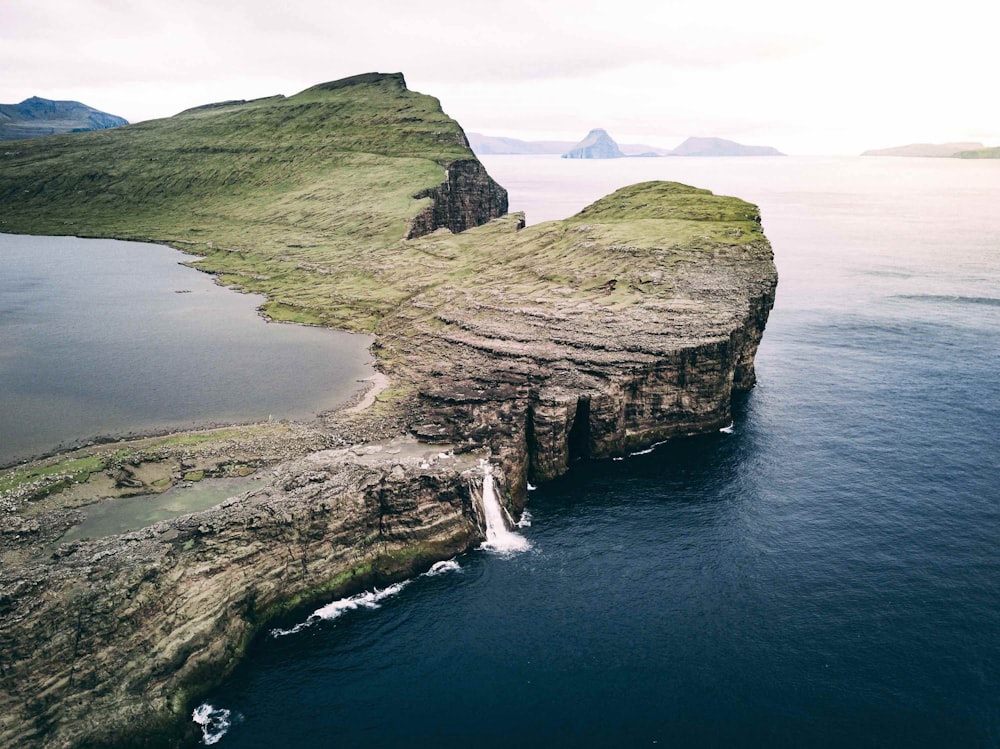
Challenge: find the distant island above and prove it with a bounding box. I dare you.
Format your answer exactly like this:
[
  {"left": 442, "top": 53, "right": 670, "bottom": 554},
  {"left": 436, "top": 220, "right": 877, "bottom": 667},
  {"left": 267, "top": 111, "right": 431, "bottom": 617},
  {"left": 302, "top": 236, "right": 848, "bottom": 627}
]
[
  {"left": 954, "top": 147, "right": 1000, "bottom": 159},
  {"left": 0, "top": 96, "right": 127, "bottom": 141},
  {"left": 668, "top": 136, "right": 784, "bottom": 157},
  {"left": 467, "top": 132, "right": 671, "bottom": 156},
  {"left": 862, "top": 142, "right": 985, "bottom": 157},
  {"left": 469, "top": 130, "right": 783, "bottom": 158},
  {"left": 563, "top": 128, "right": 625, "bottom": 159}
]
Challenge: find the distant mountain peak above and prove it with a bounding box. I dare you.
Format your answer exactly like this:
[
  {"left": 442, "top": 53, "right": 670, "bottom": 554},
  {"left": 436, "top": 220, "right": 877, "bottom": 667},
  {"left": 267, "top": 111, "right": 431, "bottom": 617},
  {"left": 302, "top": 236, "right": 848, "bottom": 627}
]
[
  {"left": 670, "top": 136, "right": 784, "bottom": 157},
  {"left": 563, "top": 128, "right": 624, "bottom": 159},
  {"left": 0, "top": 96, "right": 127, "bottom": 141}
]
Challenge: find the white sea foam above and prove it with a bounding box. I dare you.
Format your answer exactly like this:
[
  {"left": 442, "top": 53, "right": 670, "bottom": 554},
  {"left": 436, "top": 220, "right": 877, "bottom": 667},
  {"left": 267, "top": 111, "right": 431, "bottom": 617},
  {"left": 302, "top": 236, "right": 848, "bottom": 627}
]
[
  {"left": 516, "top": 509, "right": 533, "bottom": 528},
  {"left": 720, "top": 423, "right": 735, "bottom": 434},
  {"left": 478, "top": 460, "right": 531, "bottom": 554},
  {"left": 192, "top": 703, "right": 234, "bottom": 745},
  {"left": 629, "top": 439, "right": 669, "bottom": 457},
  {"left": 424, "top": 559, "right": 461, "bottom": 576},
  {"left": 527, "top": 482, "right": 537, "bottom": 491},
  {"left": 270, "top": 581, "right": 411, "bottom": 637}
]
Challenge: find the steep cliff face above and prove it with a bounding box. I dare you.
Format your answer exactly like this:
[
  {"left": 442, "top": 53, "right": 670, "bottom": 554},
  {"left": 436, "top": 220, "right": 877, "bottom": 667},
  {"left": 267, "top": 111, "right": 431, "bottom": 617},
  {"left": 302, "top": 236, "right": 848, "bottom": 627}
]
[
  {"left": 406, "top": 158, "right": 509, "bottom": 238},
  {"left": 388, "top": 181, "right": 777, "bottom": 495},
  {"left": 0, "top": 102, "right": 776, "bottom": 746},
  {"left": 0, "top": 441, "right": 490, "bottom": 748}
]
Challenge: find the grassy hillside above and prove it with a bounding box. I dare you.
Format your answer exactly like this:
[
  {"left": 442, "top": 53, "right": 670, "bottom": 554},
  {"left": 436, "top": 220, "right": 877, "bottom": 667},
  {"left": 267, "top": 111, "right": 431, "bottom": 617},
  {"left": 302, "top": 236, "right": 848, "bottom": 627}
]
[
  {"left": 0, "top": 73, "right": 766, "bottom": 339},
  {"left": 0, "top": 73, "right": 479, "bottom": 330}
]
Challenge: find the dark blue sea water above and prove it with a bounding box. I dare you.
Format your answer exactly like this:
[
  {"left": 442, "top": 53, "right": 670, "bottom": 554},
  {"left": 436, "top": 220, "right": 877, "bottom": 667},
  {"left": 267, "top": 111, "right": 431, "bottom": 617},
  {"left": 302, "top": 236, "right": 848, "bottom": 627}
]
[{"left": 199, "top": 156, "right": 1000, "bottom": 747}]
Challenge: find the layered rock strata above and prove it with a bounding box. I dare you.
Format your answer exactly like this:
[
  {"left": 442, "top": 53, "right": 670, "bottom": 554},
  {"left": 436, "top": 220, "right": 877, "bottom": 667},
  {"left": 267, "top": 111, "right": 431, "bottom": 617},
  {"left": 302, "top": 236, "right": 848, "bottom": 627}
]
[
  {"left": 388, "top": 182, "right": 778, "bottom": 500},
  {"left": 406, "top": 158, "right": 509, "bottom": 238},
  {"left": 0, "top": 441, "right": 493, "bottom": 747},
  {"left": 0, "top": 180, "right": 776, "bottom": 748},
  {"left": 0, "top": 73, "right": 777, "bottom": 748}
]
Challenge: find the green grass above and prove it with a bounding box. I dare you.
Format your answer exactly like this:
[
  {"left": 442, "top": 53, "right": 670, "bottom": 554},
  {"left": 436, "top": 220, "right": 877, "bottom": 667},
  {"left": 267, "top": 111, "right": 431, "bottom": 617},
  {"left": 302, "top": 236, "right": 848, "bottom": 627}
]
[
  {"left": 0, "top": 455, "right": 104, "bottom": 496},
  {"left": 954, "top": 147, "right": 1000, "bottom": 159},
  {"left": 0, "top": 72, "right": 472, "bottom": 330},
  {"left": 0, "top": 73, "right": 769, "bottom": 382}
]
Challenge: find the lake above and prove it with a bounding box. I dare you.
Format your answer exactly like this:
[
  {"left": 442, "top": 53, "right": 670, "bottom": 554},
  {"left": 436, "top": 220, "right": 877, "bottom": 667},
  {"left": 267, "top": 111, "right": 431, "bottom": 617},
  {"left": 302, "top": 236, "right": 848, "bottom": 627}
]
[{"left": 0, "top": 234, "right": 374, "bottom": 467}]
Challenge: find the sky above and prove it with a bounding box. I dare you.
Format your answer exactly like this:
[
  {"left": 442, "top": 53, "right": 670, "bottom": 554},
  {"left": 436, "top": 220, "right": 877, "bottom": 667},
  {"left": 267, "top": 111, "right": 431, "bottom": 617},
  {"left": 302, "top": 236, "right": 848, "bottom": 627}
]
[{"left": 2, "top": 0, "right": 998, "bottom": 154}]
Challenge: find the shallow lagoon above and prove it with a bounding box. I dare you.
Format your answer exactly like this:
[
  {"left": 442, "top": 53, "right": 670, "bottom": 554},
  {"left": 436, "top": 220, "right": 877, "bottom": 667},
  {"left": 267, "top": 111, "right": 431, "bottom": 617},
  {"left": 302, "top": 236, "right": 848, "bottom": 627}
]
[{"left": 0, "top": 234, "right": 373, "bottom": 467}]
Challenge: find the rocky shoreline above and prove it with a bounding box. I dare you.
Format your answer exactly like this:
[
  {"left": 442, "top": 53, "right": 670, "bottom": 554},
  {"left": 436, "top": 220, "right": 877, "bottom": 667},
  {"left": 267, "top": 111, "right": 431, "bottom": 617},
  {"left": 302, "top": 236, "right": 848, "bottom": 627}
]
[
  {"left": 0, "top": 189, "right": 775, "bottom": 747},
  {"left": 0, "top": 74, "right": 777, "bottom": 748}
]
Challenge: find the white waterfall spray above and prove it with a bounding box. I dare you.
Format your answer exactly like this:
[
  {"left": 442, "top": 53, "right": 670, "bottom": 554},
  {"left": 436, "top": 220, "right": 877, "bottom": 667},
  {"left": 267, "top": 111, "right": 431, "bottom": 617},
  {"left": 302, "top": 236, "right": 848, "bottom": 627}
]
[{"left": 478, "top": 460, "right": 530, "bottom": 553}]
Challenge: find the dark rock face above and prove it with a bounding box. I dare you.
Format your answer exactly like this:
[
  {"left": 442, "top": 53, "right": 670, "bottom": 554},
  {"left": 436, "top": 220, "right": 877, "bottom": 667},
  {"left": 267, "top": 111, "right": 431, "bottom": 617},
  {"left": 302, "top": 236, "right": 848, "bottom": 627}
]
[
  {"left": 0, "top": 442, "right": 488, "bottom": 748},
  {"left": 386, "top": 183, "right": 778, "bottom": 504},
  {"left": 0, "top": 178, "right": 775, "bottom": 746},
  {"left": 406, "top": 158, "right": 509, "bottom": 238},
  {"left": 562, "top": 128, "right": 625, "bottom": 159},
  {"left": 0, "top": 97, "right": 127, "bottom": 141}
]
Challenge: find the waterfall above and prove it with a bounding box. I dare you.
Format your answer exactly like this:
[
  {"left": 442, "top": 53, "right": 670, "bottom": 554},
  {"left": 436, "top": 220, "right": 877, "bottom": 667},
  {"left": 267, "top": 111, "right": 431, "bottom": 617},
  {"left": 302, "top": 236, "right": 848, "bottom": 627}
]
[{"left": 479, "top": 461, "right": 530, "bottom": 553}]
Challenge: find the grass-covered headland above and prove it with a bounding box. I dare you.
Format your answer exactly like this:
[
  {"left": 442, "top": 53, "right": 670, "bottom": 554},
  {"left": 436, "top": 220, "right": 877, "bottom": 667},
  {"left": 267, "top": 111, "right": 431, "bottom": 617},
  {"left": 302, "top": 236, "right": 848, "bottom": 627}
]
[{"left": 0, "top": 72, "right": 488, "bottom": 329}]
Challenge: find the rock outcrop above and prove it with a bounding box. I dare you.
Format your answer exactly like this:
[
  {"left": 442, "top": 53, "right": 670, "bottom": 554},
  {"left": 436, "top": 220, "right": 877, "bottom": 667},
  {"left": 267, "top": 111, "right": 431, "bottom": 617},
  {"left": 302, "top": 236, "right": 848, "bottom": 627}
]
[
  {"left": 562, "top": 128, "right": 625, "bottom": 159},
  {"left": 406, "top": 158, "right": 509, "bottom": 238},
  {"left": 0, "top": 73, "right": 777, "bottom": 749},
  {"left": 0, "top": 97, "right": 127, "bottom": 141},
  {"left": 0, "top": 441, "right": 494, "bottom": 747},
  {"left": 387, "top": 182, "right": 777, "bottom": 500}
]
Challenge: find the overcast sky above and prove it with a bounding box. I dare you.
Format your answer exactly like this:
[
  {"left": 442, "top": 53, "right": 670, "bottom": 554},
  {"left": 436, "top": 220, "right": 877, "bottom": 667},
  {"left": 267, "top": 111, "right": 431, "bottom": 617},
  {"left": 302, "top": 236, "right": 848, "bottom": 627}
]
[{"left": 3, "top": 0, "right": 998, "bottom": 154}]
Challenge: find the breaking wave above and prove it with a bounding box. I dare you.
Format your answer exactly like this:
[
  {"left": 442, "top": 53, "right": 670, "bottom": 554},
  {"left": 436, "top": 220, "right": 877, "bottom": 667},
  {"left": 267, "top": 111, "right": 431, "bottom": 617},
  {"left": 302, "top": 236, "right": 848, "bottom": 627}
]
[
  {"left": 424, "top": 559, "right": 461, "bottom": 576},
  {"left": 192, "top": 703, "right": 235, "bottom": 745},
  {"left": 271, "top": 581, "right": 412, "bottom": 637}
]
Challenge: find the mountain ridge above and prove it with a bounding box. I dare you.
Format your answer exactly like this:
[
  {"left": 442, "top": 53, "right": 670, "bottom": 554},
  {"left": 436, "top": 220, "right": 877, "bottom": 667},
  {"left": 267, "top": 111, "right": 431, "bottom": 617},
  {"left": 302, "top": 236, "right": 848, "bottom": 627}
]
[
  {"left": 0, "top": 96, "right": 127, "bottom": 141},
  {"left": 469, "top": 131, "right": 783, "bottom": 157}
]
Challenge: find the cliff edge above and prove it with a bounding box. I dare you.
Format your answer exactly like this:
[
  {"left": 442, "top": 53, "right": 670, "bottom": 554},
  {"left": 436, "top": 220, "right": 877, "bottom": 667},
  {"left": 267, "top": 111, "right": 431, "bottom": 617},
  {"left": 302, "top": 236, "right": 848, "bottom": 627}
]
[{"left": 0, "top": 74, "right": 776, "bottom": 747}]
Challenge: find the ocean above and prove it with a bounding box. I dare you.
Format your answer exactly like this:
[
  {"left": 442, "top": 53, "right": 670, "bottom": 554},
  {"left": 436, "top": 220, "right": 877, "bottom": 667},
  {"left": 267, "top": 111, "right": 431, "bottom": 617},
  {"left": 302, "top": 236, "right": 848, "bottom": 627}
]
[{"left": 195, "top": 154, "right": 997, "bottom": 747}]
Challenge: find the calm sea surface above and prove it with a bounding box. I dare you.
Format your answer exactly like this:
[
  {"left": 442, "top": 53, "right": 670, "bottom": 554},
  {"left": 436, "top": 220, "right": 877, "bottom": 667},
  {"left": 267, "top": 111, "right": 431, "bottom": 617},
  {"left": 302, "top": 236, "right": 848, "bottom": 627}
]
[
  {"left": 200, "top": 155, "right": 995, "bottom": 747},
  {"left": 0, "top": 234, "right": 373, "bottom": 467}
]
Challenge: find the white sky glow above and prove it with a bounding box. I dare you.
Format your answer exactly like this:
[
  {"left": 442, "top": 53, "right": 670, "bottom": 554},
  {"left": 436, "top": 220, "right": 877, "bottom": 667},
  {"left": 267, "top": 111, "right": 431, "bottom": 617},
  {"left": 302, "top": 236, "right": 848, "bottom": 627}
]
[{"left": 2, "top": 0, "right": 997, "bottom": 154}]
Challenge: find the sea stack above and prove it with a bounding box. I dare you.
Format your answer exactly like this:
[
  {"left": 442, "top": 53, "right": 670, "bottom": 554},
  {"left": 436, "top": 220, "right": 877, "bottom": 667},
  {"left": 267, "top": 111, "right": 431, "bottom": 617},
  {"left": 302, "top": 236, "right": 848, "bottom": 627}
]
[{"left": 562, "top": 128, "right": 624, "bottom": 159}]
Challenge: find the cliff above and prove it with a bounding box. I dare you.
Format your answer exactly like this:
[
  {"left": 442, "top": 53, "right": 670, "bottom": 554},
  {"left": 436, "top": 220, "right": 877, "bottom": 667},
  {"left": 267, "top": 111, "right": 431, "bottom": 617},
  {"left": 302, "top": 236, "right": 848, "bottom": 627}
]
[
  {"left": 562, "top": 128, "right": 625, "bottom": 158},
  {"left": 0, "top": 440, "right": 488, "bottom": 747},
  {"left": 0, "top": 74, "right": 777, "bottom": 747},
  {"left": 406, "top": 158, "right": 509, "bottom": 238},
  {"left": 0, "top": 97, "right": 127, "bottom": 141},
  {"left": 0, "top": 72, "right": 506, "bottom": 331}
]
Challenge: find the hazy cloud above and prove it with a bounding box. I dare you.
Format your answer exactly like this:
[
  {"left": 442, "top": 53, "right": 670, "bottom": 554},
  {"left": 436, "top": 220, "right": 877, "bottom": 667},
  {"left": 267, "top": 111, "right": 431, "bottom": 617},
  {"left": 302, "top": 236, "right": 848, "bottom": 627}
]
[{"left": 2, "top": 0, "right": 998, "bottom": 153}]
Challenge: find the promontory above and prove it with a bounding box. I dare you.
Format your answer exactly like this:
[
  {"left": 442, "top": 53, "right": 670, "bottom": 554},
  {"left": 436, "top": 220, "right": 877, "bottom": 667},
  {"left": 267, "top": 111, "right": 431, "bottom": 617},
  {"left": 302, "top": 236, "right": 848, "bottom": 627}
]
[{"left": 0, "top": 72, "right": 777, "bottom": 747}]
